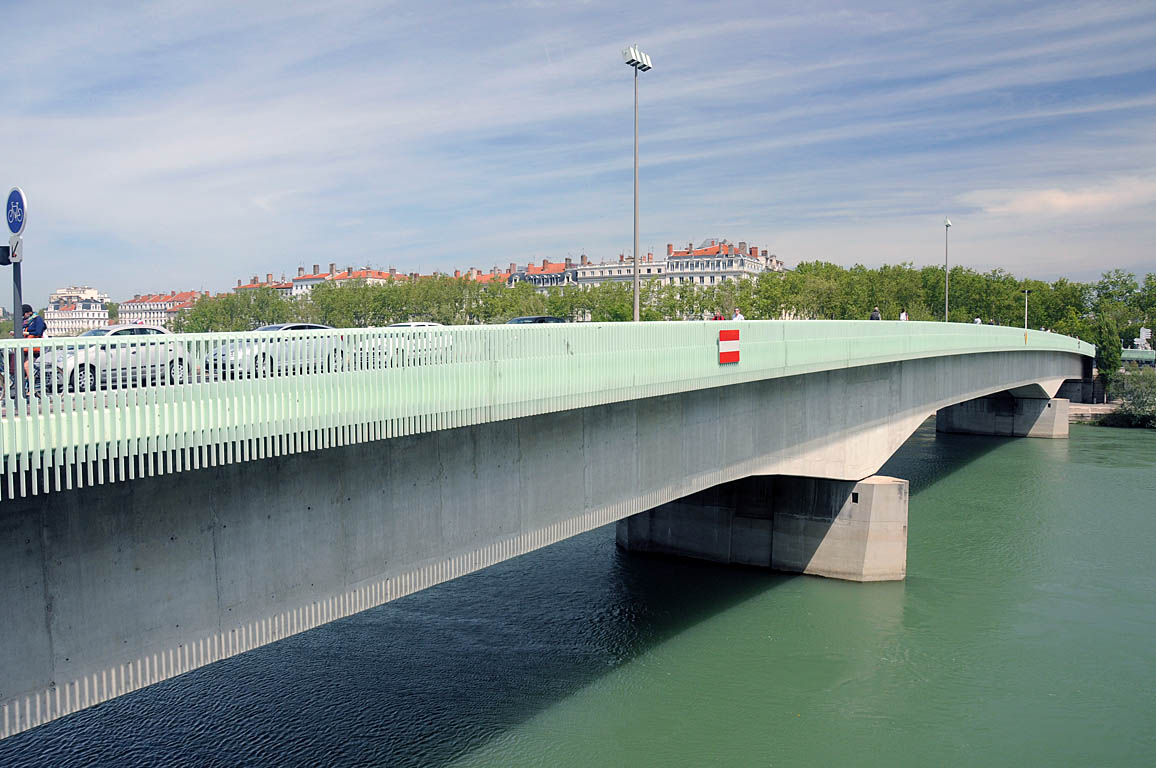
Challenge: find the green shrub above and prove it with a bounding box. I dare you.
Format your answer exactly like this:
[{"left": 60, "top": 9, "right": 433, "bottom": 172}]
[{"left": 1107, "top": 363, "right": 1156, "bottom": 428}]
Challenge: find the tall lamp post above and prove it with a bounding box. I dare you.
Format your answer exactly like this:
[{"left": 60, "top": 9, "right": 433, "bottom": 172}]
[
  {"left": 623, "top": 45, "right": 652, "bottom": 322},
  {"left": 1023, "top": 288, "right": 1032, "bottom": 329},
  {"left": 943, "top": 217, "right": 951, "bottom": 322}
]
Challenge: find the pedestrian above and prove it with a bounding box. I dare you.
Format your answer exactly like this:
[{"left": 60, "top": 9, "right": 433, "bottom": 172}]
[
  {"left": 21, "top": 304, "right": 47, "bottom": 391},
  {"left": 869, "top": 306, "right": 882, "bottom": 320},
  {"left": 973, "top": 316, "right": 982, "bottom": 324},
  {"left": 732, "top": 307, "right": 745, "bottom": 321},
  {"left": 899, "top": 307, "right": 909, "bottom": 321}
]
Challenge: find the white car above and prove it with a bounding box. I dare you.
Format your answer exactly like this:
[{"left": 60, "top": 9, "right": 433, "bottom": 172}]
[
  {"left": 39, "top": 324, "right": 189, "bottom": 392},
  {"left": 205, "top": 323, "right": 342, "bottom": 379}
]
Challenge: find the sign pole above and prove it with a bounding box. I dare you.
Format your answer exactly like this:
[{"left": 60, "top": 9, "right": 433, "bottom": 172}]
[{"left": 12, "top": 261, "right": 20, "bottom": 338}]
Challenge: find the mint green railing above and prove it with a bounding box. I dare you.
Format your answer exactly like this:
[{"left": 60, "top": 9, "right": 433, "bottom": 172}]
[
  {"left": 1121, "top": 348, "right": 1155, "bottom": 364},
  {"left": 0, "top": 321, "right": 1093, "bottom": 500}
]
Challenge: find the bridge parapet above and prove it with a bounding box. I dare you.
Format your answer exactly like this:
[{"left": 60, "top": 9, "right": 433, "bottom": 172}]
[{"left": 0, "top": 322, "right": 1092, "bottom": 500}]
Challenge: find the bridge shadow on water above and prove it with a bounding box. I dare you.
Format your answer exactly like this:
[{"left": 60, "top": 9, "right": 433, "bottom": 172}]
[{"left": 0, "top": 421, "right": 1011, "bottom": 768}]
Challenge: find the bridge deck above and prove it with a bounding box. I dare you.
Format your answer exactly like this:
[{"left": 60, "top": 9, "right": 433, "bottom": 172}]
[{"left": 0, "top": 321, "right": 1092, "bottom": 500}]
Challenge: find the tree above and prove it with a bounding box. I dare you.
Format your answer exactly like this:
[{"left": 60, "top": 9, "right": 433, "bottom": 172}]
[
  {"left": 173, "top": 288, "right": 294, "bottom": 332},
  {"left": 1095, "top": 314, "right": 1122, "bottom": 389},
  {"left": 107, "top": 301, "right": 119, "bottom": 324},
  {"left": 1107, "top": 364, "right": 1156, "bottom": 428}
]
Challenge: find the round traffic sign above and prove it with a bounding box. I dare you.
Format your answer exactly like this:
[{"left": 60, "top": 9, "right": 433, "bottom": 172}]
[{"left": 7, "top": 188, "right": 26, "bottom": 236}]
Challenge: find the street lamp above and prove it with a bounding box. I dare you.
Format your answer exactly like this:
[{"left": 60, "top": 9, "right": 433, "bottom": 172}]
[
  {"left": 1023, "top": 288, "right": 1032, "bottom": 330},
  {"left": 623, "top": 44, "right": 652, "bottom": 322},
  {"left": 944, "top": 217, "right": 951, "bottom": 322}
]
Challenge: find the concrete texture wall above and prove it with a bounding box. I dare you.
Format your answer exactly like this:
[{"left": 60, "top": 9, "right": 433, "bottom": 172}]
[
  {"left": 616, "top": 474, "right": 908, "bottom": 581},
  {"left": 936, "top": 396, "right": 1069, "bottom": 438},
  {"left": 0, "top": 349, "right": 1083, "bottom": 738}
]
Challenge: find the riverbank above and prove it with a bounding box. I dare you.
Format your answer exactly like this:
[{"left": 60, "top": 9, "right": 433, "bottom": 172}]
[{"left": 1069, "top": 402, "right": 1119, "bottom": 423}]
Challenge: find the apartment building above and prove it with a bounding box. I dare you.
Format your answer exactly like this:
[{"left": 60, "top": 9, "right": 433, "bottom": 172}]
[
  {"left": 119, "top": 291, "right": 205, "bottom": 328},
  {"left": 574, "top": 239, "right": 783, "bottom": 289},
  {"left": 44, "top": 286, "right": 111, "bottom": 336}
]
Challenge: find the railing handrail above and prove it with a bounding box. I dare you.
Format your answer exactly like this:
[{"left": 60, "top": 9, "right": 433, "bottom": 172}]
[{"left": 0, "top": 321, "right": 1094, "bottom": 500}]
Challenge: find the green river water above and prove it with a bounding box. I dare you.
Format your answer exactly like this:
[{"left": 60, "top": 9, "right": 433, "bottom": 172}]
[{"left": 447, "top": 422, "right": 1156, "bottom": 767}]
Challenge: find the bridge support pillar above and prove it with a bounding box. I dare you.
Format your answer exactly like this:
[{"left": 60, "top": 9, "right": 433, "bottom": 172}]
[
  {"left": 616, "top": 475, "right": 908, "bottom": 582},
  {"left": 936, "top": 395, "right": 1068, "bottom": 438}
]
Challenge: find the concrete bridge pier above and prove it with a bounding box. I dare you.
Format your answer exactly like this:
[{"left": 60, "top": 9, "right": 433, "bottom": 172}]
[
  {"left": 935, "top": 391, "right": 1069, "bottom": 438},
  {"left": 616, "top": 474, "right": 909, "bottom": 582}
]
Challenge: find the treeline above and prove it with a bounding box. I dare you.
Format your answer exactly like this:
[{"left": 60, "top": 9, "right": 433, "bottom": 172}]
[{"left": 172, "top": 262, "right": 1155, "bottom": 372}]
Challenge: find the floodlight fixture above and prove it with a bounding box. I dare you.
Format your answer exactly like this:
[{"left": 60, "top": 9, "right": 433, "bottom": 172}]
[{"left": 623, "top": 46, "right": 652, "bottom": 71}]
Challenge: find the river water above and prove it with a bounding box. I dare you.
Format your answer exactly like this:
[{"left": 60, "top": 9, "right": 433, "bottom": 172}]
[{"left": 3, "top": 421, "right": 1154, "bottom": 767}]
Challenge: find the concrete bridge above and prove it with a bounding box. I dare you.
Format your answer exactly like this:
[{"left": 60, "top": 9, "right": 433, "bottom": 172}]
[{"left": 0, "top": 321, "right": 1092, "bottom": 738}]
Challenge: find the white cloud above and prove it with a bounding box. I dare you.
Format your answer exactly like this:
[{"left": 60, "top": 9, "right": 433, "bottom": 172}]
[
  {"left": 961, "top": 177, "right": 1156, "bottom": 216},
  {"left": 2, "top": 0, "right": 1156, "bottom": 303}
]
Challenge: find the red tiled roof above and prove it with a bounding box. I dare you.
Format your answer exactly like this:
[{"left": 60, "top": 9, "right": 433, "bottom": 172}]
[
  {"left": 526, "top": 262, "right": 567, "bottom": 274},
  {"left": 474, "top": 272, "right": 511, "bottom": 284}
]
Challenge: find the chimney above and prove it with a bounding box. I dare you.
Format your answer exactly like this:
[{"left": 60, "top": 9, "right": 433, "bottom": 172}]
[
  {"left": 750, "top": 246, "right": 758, "bottom": 257},
  {"left": 647, "top": 252, "right": 653, "bottom": 262},
  {"left": 389, "top": 267, "right": 396, "bottom": 276},
  {"left": 297, "top": 266, "right": 304, "bottom": 277},
  {"left": 738, "top": 241, "right": 747, "bottom": 253},
  {"left": 761, "top": 249, "right": 768, "bottom": 257},
  {"left": 312, "top": 264, "right": 320, "bottom": 275},
  {"left": 266, "top": 273, "right": 273, "bottom": 284},
  {"left": 346, "top": 266, "right": 352, "bottom": 276},
  {"left": 134, "top": 294, "right": 141, "bottom": 300},
  {"left": 236, "top": 280, "right": 241, "bottom": 288},
  {"left": 509, "top": 262, "right": 517, "bottom": 274},
  {"left": 328, "top": 263, "right": 336, "bottom": 275},
  {"left": 581, "top": 254, "right": 588, "bottom": 266},
  {"left": 565, "top": 257, "right": 572, "bottom": 269},
  {"left": 468, "top": 267, "right": 477, "bottom": 279},
  {"left": 619, "top": 253, "right": 624, "bottom": 263},
  {"left": 667, "top": 243, "right": 673, "bottom": 256},
  {"left": 541, "top": 258, "right": 549, "bottom": 269}
]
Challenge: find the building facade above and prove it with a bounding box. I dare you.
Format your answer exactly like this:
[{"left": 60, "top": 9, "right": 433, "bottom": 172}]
[
  {"left": 574, "top": 239, "right": 783, "bottom": 289},
  {"left": 44, "top": 286, "right": 111, "bottom": 336},
  {"left": 119, "top": 291, "right": 204, "bottom": 328}
]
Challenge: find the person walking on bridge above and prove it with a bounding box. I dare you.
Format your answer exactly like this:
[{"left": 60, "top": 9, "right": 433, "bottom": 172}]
[
  {"left": 869, "top": 306, "right": 882, "bottom": 320},
  {"left": 732, "top": 307, "right": 745, "bottom": 321}
]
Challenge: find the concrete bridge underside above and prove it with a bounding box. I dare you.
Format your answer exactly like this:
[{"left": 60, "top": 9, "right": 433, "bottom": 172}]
[{"left": 1, "top": 349, "right": 1081, "bottom": 738}]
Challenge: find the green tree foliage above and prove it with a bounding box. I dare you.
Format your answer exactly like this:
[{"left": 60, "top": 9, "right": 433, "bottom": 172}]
[
  {"left": 164, "top": 267, "right": 1150, "bottom": 363},
  {"left": 106, "top": 301, "right": 119, "bottom": 324},
  {"left": 1095, "top": 314, "right": 1122, "bottom": 387},
  {"left": 1105, "top": 364, "right": 1156, "bottom": 428},
  {"left": 172, "top": 288, "right": 296, "bottom": 332}
]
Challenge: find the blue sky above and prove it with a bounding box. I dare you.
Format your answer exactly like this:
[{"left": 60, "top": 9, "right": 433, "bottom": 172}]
[{"left": 3, "top": 0, "right": 1155, "bottom": 304}]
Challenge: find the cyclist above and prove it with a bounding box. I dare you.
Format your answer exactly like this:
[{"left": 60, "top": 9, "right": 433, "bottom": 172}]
[{"left": 21, "top": 304, "right": 47, "bottom": 394}]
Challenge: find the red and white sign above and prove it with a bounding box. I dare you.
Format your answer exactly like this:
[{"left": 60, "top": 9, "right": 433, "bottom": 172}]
[{"left": 718, "top": 329, "right": 740, "bottom": 364}]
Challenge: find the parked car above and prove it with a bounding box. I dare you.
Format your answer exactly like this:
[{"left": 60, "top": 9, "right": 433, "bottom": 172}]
[
  {"left": 359, "top": 322, "right": 452, "bottom": 367},
  {"left": 507, "top": 316, "right": 566, "bottom": 324},
  {"left": 36, "top": 324, "right": 189, "bottom": 392},
  {"left": 205, "top": 323, "right": 342, "bottom": 379}
]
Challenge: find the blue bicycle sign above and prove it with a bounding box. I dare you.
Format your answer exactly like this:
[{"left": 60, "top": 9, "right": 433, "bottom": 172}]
[{"left": 6, "top": 188, "right": 26, "bottom": 236}]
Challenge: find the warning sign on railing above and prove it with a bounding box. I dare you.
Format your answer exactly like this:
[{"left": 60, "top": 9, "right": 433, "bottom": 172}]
[{"left": 718, "top": 329, "right": 739, "bottom": 364}]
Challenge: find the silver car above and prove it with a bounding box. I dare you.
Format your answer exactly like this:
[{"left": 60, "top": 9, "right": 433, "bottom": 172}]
[
  {"left": 205, "top": 323, "right": 343, "bottom": 379},
  {"left": 38, "top": 324, "right": 189, "bottom": 392}
]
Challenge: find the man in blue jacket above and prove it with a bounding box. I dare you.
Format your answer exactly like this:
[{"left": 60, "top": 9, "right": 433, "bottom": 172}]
[{"left": 20, "top": 303, "right": 47, "bottom": 392}]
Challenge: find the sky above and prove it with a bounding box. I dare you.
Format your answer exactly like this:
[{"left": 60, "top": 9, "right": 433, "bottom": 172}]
[{"left": 2, "top": 0, "right": 1154, "bottom": 305}]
